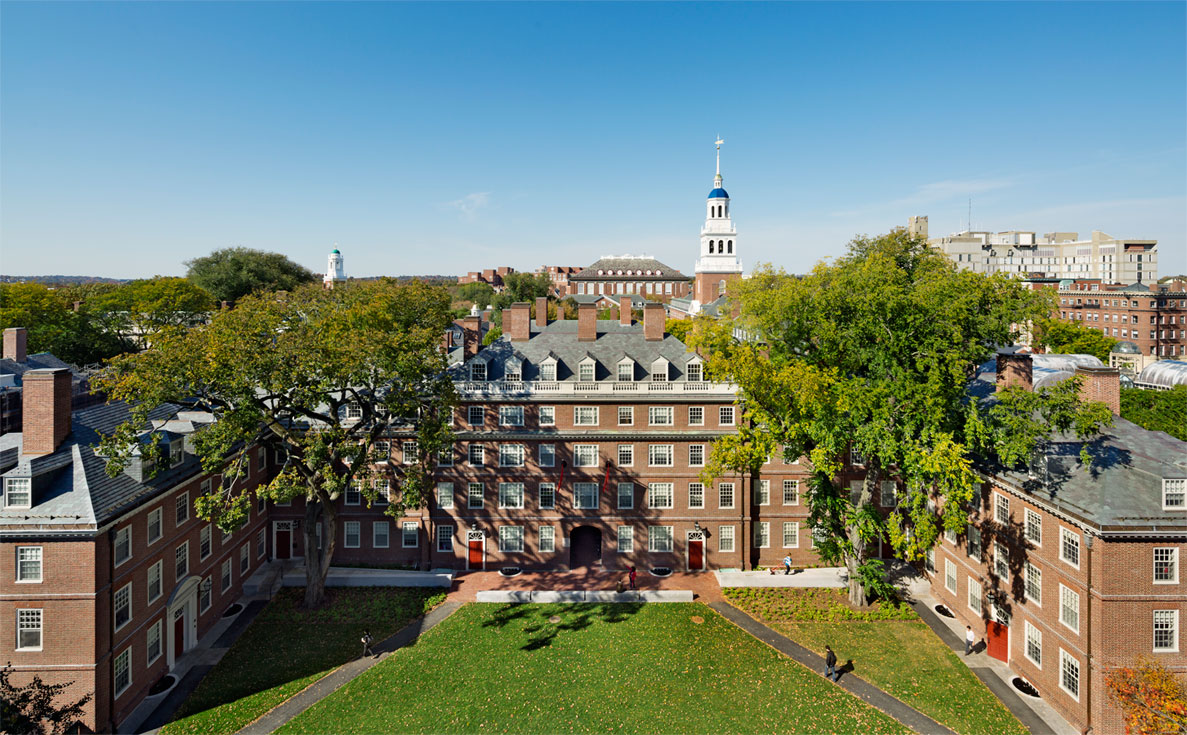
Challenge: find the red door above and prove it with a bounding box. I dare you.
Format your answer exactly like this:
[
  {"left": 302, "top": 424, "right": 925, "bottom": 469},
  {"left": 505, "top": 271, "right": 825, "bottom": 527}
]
[
  {"left": 688, "top": 540, "right": 704, "bottom": 570},
  {"left": 468, "top": 539, "right": 483, "bottom": 570},
  {"left": 173, "top": 612, "right": 185, "bottom": 659},
  {"left": 276, "top": 528, "right": 291, "bottom": 560},
  {"left": 987, "top": 621, "right": 1008, "bottom": 663}
]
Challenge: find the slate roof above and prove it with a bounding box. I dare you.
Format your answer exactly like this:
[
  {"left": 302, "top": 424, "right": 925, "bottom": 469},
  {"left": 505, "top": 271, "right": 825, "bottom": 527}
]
[
  {"left": 0, "top": 353, "right": 77, "bottom": 385},
  {"left": 572, "top": 256, "right": 688, "bottom": 281}
]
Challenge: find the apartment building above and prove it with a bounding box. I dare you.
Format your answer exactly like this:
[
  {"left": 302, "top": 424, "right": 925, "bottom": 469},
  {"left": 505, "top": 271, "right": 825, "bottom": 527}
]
[
  {"left": 457, "top": 266, "right": 515, "bottom": 290},
  {"left": 927, "top": 355, "right": 1187, "bottom": 734},
  {"left": 0, "top": 369, "right": 272, "bottom": 732},
  {"left": 1052, "top": 279, "right": 1187, "bottom": 358}
]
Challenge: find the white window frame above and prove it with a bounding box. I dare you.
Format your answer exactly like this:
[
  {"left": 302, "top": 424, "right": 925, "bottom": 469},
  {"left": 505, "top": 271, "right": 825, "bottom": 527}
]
[
  {"left": 578, "top": 361, "right": 595, "bottom": 382},
  {"left": 648, "top": 526, "right": 674, "bottom": 553},
  {"left": 1024, "top": 621, "right": 1042, "bottom": 668},
  {"left": 617, "top": 482, "right": 634, "bottom": 510},
  {"left": 175, "top": 541, "right": 188, "bottom": 580},
  {"left": 498, "top": 526, "right": 524, "bottom": 553},
  {"left": 574, "top": 482, "right": 598, "bottom": 510},
  {"left": 574, "top": 406, "right": 599, "bottom": 426},
  {"left": 618, "top": 406, "right": 633, "bottom": 426},
  {"left": 4, "top": 478, "right": 31, "bottom": 509},
  {"left": 648, "top": 444, "right": 673, "bottom": 467},
  {"left": 147, "top": 560, "right": 163, "bottom": 604},
  {"left": 147, "top": 507, "right": 163, "bottom": 545},
  {"left": 753, "top": 521, "right": 770, "bottom": 548},
  {"left": 147, "top": 619, "right": 163, "bottom": 666},
  {"left": 402, "top": 522, "right": 418, "bottom": 548},
  {"left": 240, "top": 542, "right": 249, "bottom": 574},
  {"left": 719, "top": 525, "right": 735, "bottom": 553},
  {"left": 539, "top": 406, "right": 556, "bottom": 426},
  {"left": 968, "top": 576, "right": 982, "bottom": 615},
  {"left": 617, "top": 525, "right": 633, "bottom": 553},
  {"left": 538, "top": 526, "right": 555, "bottom": 553},
  {"left": 467, "top": 482, "right": 484, "bottom": 509},
  {"left": 344, "top": 521, "right": 361, "bottom": 549},
  {"left": 499, "top": 405, "right": 524, "bottom": 427},
  {"left": 539, "top": 483, "right": 555, "bottom": 510},
  {"left": 756, "top": 480, "right": 770, "bottom": 506},
  {"left": 1059, "top": 527, "right": 1081, "bottom": 569},
  {"left": 468, "top": 405, "right": 484, "bottom": 426},
  {"left": 200, "top": 525, "right": 212, "bottom": 561},
  {"left": 469, "top": 444, "right": 485, "bottom": 466},
  {"left": 498, "top": 482, "right": 525, "bottom": 509},
  {"left": 688, "top": 482, "right": 705, "bottom": 510},
  {"left": 647, "top": 482, "right": 674, "bottom": 509},
  {"left": 402, "top": 441, "right": 418, "bottom": 465},
  {"left": 648, "top": 406, "right": 674, "bottom": 426},
  {"left": 538, "top": 444, "right": 556, "bottom": 468},
  {"left": 718, "top": 482, "right": 735, "bottom": 509},
  {"left": 470, "top": 361, "right": 487, "bottom": 381},
  {"left": 1154, "top": 610, "right": 1179, "bottom": 652},
  {"left": 945, "top": 559, "right": 957, "bottom": 593},
  {"left": 688, "top": 444, "right": 705, "bottom": 467},
  {"left": 1059, "top": 649, "right": 1080, "bottom": 701},
  {"left": 688, "top": 406, "right": 704, "bottom": 426},
  {"left": 783, "top": 480, "right": 800, "bottom": 505},
  {"left": 1025, "top": 561, "right": 1042, "bottom": 606},
  {"left": 15, "top": 546, "right": 42, "bottom": 583},
  {"left": 114, "top": 647, "right": 132, "bottom": 697},
  {"left": 176, "top": 491, "right": 190, "bottom": 526},
  {"left": 114, "top": 526, "right": 132, "bottom": 567},
  {"left": 880, "top": 481, "right": 897, "bottom": 507},
  {"left": 1154, "top": 547, "right": 1179, "bottom": 584},
  {"left": 783, "top": 521, "right": 799, "bottom": 548},
  {"left": 114, "top": 583, "right": 132, "bottom": 632},
  {"left": 221, "top": 558, "right": 232, "bottom": 592},
  {"left": 16, "top": 608, "right": 42, "bottom": 651},
  {"left": 1059, "top": 584, "right": 1080, "bottom": 633},
  {"left": 573, "top": 444, "right": 598, "bottom": 468},
  {"left": 995, "top": 493, "right": 1010, "bottom": 524},
  {"left": 499, "top": 444, "right": 525, "bottom": 468},
  {"left": 436, "top": 482, "right": 454, "bottom": 509},
  {"left": 719, "top": 405, "right": 735, "bottom": 426},
  {"left": 1025, "top": 508, "right": 1042, "bottom": 546},
  {"left": 617, "top": 444, "right": 634, "bottom": 467},
  {"left": 200, "top": 576, "right": 212, "bottom": 613},
  {"left": 1164, "top": 479, "right": 1186, "bottom": 510},
  {"left": 373, "top": 521, "right": 390, "bottom": 549}
]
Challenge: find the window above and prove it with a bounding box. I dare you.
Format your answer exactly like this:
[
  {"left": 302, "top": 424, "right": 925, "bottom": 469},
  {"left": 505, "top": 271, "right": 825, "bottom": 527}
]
[
  {"left": 689, "top": 482, "right": 705, "bottom": 509},
  {"left": 994, "top": 542, "right": 1010, "bottom": 579},
  {"left": 617, "top": 526, "right": 633, "bottom": 553},
  {"left": 435, "top": 482, "right": 453, "bottom": 509},
  {"left": 753, "top": 521, "right": 770, "bottom": 548},
  {"left": 850, "top": 448, "right": 866, "bottom": 465},
  {"left": 468, "top": 406, "right": 484, "bottom": 426},
  {"left": 505, "top": 361, "right": 522, "bottom": 382},
  {"left": 539, "top": 526, "right": 555, "bottom": 553},
  {"left": 925, "top": 547, "right": 935, "bottom": 573},
  {"left": 500, "top": 444, "right": 525, "bottom": 467},
  {"left": 1025, "top": 509, "right": 1042, "bottom": 546},
  {"left": 880, "top": 481, "right": 897, "bottom": 507},
  {"left": 1164, "top": 479, "right": 1186, "bottom": 509},
  {"left": 499, "top": 526, "right": 524, "bottom": 553},
  {"left": 648, "top": 526, "right": 674, "bottom": 552},
  {"left": 687, "top": 445, "right": 704, "bottom": 467},
  {"left": 1025, "top": 562, "right": 1042, "bottom": 605},
  {"left": 539, "top": 406, "right": 555, "bottom": 426},
  {"left": 221, "top": 559, "right": 232, "bottom": 592},
  {"left": 17, "top": 609, "right": 42, "bottom": 650},
  {"left": 147, "top": 619, "right": 163, "bottom": 665},
  {"left": 176, "top": 491, "right": 189, "bottom": 525},
  {"left": 114, "top": 527, "right": 132, "bottom": 566},
  {"left": 1060, "top": 528, "right": 1080, "bottom": 568},
  {"left": 340, "top": 521, "right": 361, "bottom": 549},
  {"left": 617, "top": 482, "right": 634, "bottom": 509},
  {"left": 648, "top": 445, "right": 673, "bottom": 467},
  {"left": 200, "top": 576, "right": 212, "bottom": 612},
  {"left": 345, "top": 480, "right": 362, "bottom": 505},
  {"left": 719, "top": 406, "right": 735, "bottom": 426},
  {"left": 1060, "top": 650, "right": 1080, "bottom": 700},
  {"left": 651, "top": 362, "right": 668, "bottom": 382},
  {"left": 945, "top": 559, "right": 957, "bottom": 593},
  {"left": 499, "top": 406, "right": 524, "bottom": 426},
  {"left": 257, "top": 528, "right": 266, "bottom": 559},
  {"left": 1060, "top": 584, "right": 1080, "bottom": 632},
  {"left": 374, "top": 479, "right": 391, "bottom": 504},
  {"left": 402, "top": 522, "right": 418, "bottom": 548},
  {"left": 200, "top": 525, "right": 212, "bottom": 560},
  {"left": 469, "top": 444, "right": 485, "bottom": 466},
  {"left": 539, "top": 483, "right": 555, "bottom": 510},
  {"left": 995, "top": 494, "right": 1010, "bottom": 524},
  {"left": 617, "top": 362, "right": 633, "bottom": 382},
  {"left": 579, "top": 362, "right": 595, "bottom": 382},
  {"left": 719, "top": 482, "right": 735, "bottom": 509},
  {"left": 783, "top": 480, "right": 800, "bottom": 505},
  {"left": 540, "top": 362, "right": 557, "bottom": 382},
  {"left": 175, "top": 542, "right": 188, "bottom": 580},
  {"left": 539, "top": 444, "right": 555, "bottom": 468},
  {"left": 114, "top": 647, "right": 131, "bottom": 696},
  {"left": 688, "top": 406, "right": 704, "bottom": 426},
  {"left": 147, "top": 508, "right": 162, "bottom": 545},
  {"left": 648, "top": 483, "right": 674, "bottom": 509},
  {"left": 945, "top": 526, "right": 958, "bottom": 545},
  {"left": 372, "top": 521, "right": 389, "bottom": 549},
  {"left": 462, "top": 482, "right": 483, "bottom": 509},
  {"left": 756, "top": 480, "right": 770, "bottom": 506},
  {"left": 574, "top": 406, "right": 599, "bottom": 426},
  {"left": 618, "top": 407, "right": 634, "bottom": 426},
  {"left": 240, "top": 543, "right": 250, "bottom": 573},
  {"left": 1154, "top": 610, "right": 1179, "bottom": 652},
  {"left": 16, "top": 546, "right": 42, "bottom": 583},
  {"left": 115, "top": 583, "right": 132, "bottom": 631},
  {"left": 470, "top": 362, "right": 487, "bottom": 381},
  {"left": 967, "top": 526, "right": 981, "bottom": 560},
  {"left": 617, "top": 444, "right": 634, "bottom": 467},
  {"left": 782, "top": 522, "right": 799, "bottom": 548},
  {"left": 4, "top": 478, "right": 31, "bottom": 508},
  {"left": 1025, "top": 621, "right": 1042, "bottom": 667},
  {"left": 499, "top": 483, "right": 525, "bottom": 509},
  {"left": 686, "top": 363, "right": 702, "bottom": 382},
  {"left": 148, "top": 561, "right": 163, "bottom": 604},
  {"left": 574, "top": 483, "right": 598, "bottom": 510},
  {"left": 1155, "top": 548, "right": 1178, "bottom": 584},
  {"left": 573, "top": 445, "right": 598, "bottom": 468},
  {"left": 648, "top": 406, "right": 673, "bottom": 426},
  {"left": 345, "top": 402, "right": 363, "bottom": 419},
  {"left": 402, "top": 441, "right": 418, "bottom": 465},
  {"left": 968, "top": 577, "right": 982, "bottom": 614}
]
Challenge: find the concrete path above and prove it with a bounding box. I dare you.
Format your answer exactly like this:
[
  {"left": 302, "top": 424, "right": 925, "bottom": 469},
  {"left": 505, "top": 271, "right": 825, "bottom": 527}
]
[
  {"left": 714, "top": 566, "right": 847, "bottom": 588},
  {"left": 448, "top": 568, "right": 724, "bottom": 602},
  {"left": 709, "top": 601, "right": 956, "bottom": 735},
  {"left": 281, "top": 565, "right": 453, "bottom": 588},
  {"left": 236, "top": 601, "right": 461, "bottom": 734}
]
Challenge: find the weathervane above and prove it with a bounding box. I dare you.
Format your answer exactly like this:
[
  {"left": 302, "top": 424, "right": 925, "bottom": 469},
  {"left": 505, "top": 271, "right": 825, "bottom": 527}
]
[{"left": 715, "top": 136, "right": 724, "bottom": 177}]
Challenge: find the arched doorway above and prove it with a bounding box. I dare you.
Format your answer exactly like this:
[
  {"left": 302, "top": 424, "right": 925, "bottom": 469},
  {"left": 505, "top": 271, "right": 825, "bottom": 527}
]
[
  {"left": 569, "top": 526, "right": 601, "bottom": 568},
  {"left": 166, "top": 575, "right": 200, "bottom": 669}
]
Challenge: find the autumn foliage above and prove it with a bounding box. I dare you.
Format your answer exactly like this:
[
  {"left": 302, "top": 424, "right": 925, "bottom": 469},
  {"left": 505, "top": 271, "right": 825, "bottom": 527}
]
[{"left": 1105, "top": 657, "right": 1187, "bottom": 734}]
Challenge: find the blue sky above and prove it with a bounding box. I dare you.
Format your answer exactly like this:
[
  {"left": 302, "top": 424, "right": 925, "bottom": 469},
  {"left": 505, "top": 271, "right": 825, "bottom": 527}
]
[{"left": 2, "top": 2, "right": 1184, "bottom": 279}]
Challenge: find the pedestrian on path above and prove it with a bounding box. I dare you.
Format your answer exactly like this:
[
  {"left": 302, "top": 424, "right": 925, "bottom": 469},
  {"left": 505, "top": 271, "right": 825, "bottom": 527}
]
[
  {"left": 783, "top": 555, "right": 793, "bottom": 575},
  {"left": 825, "top": 646, "right": 839, "bottom": 681},
  {"left": 965, "top": 625, "right": 976, "bottom": 656},
  {"left": 628, "top": 566, "right": 637, "bottom": 590},
  {"left": 361, "top": 630, "right": 375, "bottom": 659}
]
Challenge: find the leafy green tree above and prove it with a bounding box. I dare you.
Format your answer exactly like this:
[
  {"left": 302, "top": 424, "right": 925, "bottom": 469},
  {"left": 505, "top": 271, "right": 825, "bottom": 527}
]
[
  {"left": 1120, "top": 385, "right": 1187, "bottom": 441},
  {"left": 692, "top": 231, "right": 1112, "bottom": 604},
  {"left": 500, "top": 272, "right": 551, "bottom": 302},
  {"left": 456, "top": 282, "right": 495, "bottom": 309},
  {"left": 88, "top": 277, "right": 215, "bottom": 351},
  {"left": 0, "top": 663, "right": 92, "bottom": 735},
  {"left": 0, "top": 283, "right": 127, "bottom": 365},
  {"left": 1033, "top": 318, "right": 1118, "bottom": 361},
  {"left": 95, "top": 281, "right": 456, "bottom": 607},
  {"left": 185, "top": 247, "right": 315, "bottom": 304}
]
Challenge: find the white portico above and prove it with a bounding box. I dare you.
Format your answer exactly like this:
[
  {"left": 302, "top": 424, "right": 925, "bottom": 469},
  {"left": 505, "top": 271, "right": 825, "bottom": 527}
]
[{"left": 693, "top": 138, "right": 743, "bottom": 305}]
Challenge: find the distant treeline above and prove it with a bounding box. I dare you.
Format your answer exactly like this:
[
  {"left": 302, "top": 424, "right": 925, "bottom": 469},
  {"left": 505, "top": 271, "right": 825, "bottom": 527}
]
[{"left": 0, "top": 275, "right": 131, "bottom": 285}]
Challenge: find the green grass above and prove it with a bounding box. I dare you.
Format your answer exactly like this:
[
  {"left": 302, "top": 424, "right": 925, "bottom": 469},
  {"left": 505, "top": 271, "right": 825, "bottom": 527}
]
[
  {"left": 161, "top": 587, "right": 446, "bottom": 735},
  {"left": 723, "top": 588, "right": 1026, "bottom": 735},
  {"left": 279, "top": 602, "right": 912, "bottom": 735}
]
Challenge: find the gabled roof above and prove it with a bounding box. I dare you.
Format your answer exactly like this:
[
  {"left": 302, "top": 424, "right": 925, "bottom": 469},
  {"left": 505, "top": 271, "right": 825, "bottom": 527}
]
[{"left": 573, "top": 256, "right": 688, "bottom": 281}]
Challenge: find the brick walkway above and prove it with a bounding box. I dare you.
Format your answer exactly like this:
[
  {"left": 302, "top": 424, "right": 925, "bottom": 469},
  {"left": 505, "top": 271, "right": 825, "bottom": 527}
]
[{"left": 447, "top": 568, "right": 725, "bottom": 602}]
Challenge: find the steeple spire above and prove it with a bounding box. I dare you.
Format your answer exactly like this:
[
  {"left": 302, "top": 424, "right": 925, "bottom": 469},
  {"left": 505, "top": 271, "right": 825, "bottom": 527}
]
[{"left": 714, "top": 137, "right": 724, "bottom": 185}]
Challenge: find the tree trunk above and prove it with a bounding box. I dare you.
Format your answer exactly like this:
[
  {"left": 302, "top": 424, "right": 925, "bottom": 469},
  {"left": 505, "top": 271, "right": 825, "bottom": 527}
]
[
  {"left": 419, "top": 516, "right": 431, "bottom": 571},
  {"left": 846, "top": 468, "right": 879, "bottom": 607},
  {"left": 302, "top": 499, "right": 338, "bottom": 608}
]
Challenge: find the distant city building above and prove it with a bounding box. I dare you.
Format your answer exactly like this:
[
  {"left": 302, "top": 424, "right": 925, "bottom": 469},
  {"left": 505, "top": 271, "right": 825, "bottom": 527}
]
[
  {"left": 567, "top": 255, "right": 690, "bottom": 302},
  {"left": 1044, "top": 278, "right": 1187, "bottom": 359},
  {"left": 458, "top": 266, "right": 515, "bottom": 291},
  {"left": 924, "top": 221, "right": 1158, "bottom": 284},
  {"left": 536, "top": 265, "right": 583, "bottom": 298},
  {"left": 323, "top": 247, "right": 346, "bottom": 289}
]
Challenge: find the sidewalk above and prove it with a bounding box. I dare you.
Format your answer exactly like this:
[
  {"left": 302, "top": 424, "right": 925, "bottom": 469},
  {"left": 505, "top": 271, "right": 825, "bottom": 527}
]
[
  {"left": 714, "top": 566, "right": 847, "bottom": 588},
  {"left": 447, "top": 567, "right": 724, "bottom": 602}
]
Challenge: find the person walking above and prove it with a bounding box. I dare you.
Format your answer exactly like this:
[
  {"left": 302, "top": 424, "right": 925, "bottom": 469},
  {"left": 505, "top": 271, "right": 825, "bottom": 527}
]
[
  {"left": 783, "top": 555, "right": 793, "bottom": 575},
  {"left": 825, "top": 645, "right": 839, "bottom": 682},
  {"left": 628, "top": 566, "right": 638, "bottom": 590},
  {"left": 965, "top": 625, "right": 976, "bottom": 656},
  {"left": 361, "top": 630, "right": 375, "bottom": 659}
]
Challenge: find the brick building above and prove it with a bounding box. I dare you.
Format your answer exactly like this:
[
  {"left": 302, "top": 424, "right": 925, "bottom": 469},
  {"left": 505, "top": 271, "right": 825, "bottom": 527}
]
[
  {"left": 566, "top": 255, "right": 691, "bottom": 303},
  {"left": 1049, "top": 279, "right": 1187, "bottom": 359},
  {"left": 1, "top": 369, "right": 272, "bottom": 732},
  {"left": 926, "top": 354, "right": 1186, "bottom": 734},
  {"left": 457, "top": 266, "right": 515, "bottom": 290},
  {"left": 2, "top": 327, "right": 101, "bottom": 435},
  {"left": 537, "top": 265, "right": 582, "bottom": 298}
]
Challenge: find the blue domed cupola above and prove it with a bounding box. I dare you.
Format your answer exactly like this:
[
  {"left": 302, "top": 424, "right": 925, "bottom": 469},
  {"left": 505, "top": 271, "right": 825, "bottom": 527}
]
[{"left": 706, "top": 137, "right": 730, "bottom": 219}]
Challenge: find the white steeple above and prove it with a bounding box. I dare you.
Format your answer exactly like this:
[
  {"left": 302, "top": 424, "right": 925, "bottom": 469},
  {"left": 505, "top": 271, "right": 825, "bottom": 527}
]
[
  {"left": 695, "top": 138, "right": 742, "bottom": 280},
  {"left": 323, "top": 245, "right": 346, "bottom": 289}
]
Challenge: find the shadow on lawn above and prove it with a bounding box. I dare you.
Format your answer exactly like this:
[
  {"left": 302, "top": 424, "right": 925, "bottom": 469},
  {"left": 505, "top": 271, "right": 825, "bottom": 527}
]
[{"left": 481, "top": 602, "right": 645, "bottom": 651}]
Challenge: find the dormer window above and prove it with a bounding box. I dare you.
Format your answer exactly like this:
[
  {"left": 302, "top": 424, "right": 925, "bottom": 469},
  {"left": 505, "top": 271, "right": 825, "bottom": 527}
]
[
  {"left": 686, "top": 362, "right": 702, "bottom": 383},
  {"left": 4, "top": 478, "right": 31, "bottom": 509},
  {"left": 505, "top": 359, "right": 522, "bottom": 382},
  {"left": 470, "top": 361, "right": 487, "bottom": 381},
  {"left": 651, "top": 358, "right": 669, "bottom": 382},
  {"left": 169, "top": 440, "right": 184, "bottom": 467},
  {"left": 579, "top": 362, "right": 595, "bottom": 382},
  {"left": 1165, "top": 479, "right": 1186, "bottom": 510},
  {"left": 540, "top": 361, "right": 557, "bottom": 382},
  {"left": 346, "top": 403, "right": 363, "bottom": 420},
  {"left": 617, "top": 361, "right": 633, "bottom": 382}
]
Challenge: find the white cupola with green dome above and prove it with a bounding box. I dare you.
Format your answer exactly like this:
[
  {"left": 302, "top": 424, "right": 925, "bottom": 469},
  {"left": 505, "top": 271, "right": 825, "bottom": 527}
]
[{"left": 324, "top": 245, "right": 346, "bottom": 289}]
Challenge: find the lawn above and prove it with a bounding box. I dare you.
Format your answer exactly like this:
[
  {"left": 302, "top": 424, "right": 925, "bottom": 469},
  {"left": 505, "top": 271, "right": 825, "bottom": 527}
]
[
  {"left": 278, "top": 602, "right": 912, "bottom": 735},
  {"left": 723, "top": 588, "right": 1027, "bottom": 735},
  {"left": 161, "top": 586, "right": 446, "bottom": 735}
]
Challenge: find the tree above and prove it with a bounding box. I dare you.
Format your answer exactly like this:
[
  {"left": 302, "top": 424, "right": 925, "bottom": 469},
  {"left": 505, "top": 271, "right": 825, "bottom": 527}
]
[
  {"left": 1033, "top": 318, "right": 1118, "bottom": 361},
  {"left": 0, "top": 664, "right": 93, "bottom": 735},
  {"left": 95, "top": 280, "right": 456, "bottom": 608},
  {"left": 1105, "top": 657, "right": 1187, "bottom": 734},
  {"left": 0, "top": 283, "right": 127, "bottom": 365},
  {"left": 88, "top": 277, "right": 215, "bottom": 351},
  {"left": 185, "top": 247, "right": 315, "bottom": 304},
  {"left": 1121, "top": 385, "right": 1187, "bottom": 441},
  {"left": 692, "top": 230, "right": 1112, "bottom": 604},
  {"left": 500, "top": 272, "right": 551, "bottom": 303},
  {"left": 456, "top": 282, "right": 495, "bottom": 310}
]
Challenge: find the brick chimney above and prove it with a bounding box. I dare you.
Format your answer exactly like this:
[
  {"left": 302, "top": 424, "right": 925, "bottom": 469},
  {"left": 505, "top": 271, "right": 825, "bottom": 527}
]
[
  {"left": 996, "top": 353, "right": 1033, "bottom": 392},
  {"left": 619, "top": 300, "right": 632, "bottom": 326},
  {"left": 577, "top": 304, "right": 597, "bottom": 342},
  {"left": 643, "top": 303, "right": 665, "bottom": 342},
  {"left": 1075, "top": 365, "right": 1121, "bottom": 415},
  {"left": 3, "top": 327, "right": 27, "bottom": 363},
  {"left": 462, "top": 314, "right": 481, "bottom": 360},
  {"left": 22, "top": 368, "right": 72, "bottom": 455},
  {"left": 506, "top": 302, "right": 531, "bottom": 342},
  {"left": 535, "top": 297, "right": 548, "bottom": 328}
]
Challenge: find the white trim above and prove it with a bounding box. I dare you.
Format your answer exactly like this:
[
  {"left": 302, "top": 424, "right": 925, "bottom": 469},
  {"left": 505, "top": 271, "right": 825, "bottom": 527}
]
[
  {"left": 1154, "top": 547, "right": 1179, "bottom": 584},
  {"left": 1024, "top": 620, "right": 1042, "bottom": 669},
  {"left": 1059, "top": 583, "right": 1080, "bottom": 634},
  {"left": 343, "top": 521, "right": 361, "bottom": 549},
  {"left": 114, "top": 646, "right": 132, "bottom": 698},
  {"left": 14, "top": 546, "right": 42, "bottom": 583},
  {"left": 1059, "top": 527, "right": 1081, "bottom": 570},
  {"left": 147, "top": 618, "right": 163, "bottom": 667},
  {"left": 1058, "top": 648, "right": 1081, "bottom": 702},
  {"left": 373, "top": 521, "right": 390, "bottom": 549},
  {"left": 686, "top": 529, "right": 706, "bottom": 571},
  {"left": 1153, "top": 609, "right": 1179, "bottom": 652},
  {"left": 465, "top": 529, "right": 485, "bottom": 569}
]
